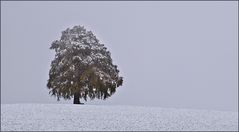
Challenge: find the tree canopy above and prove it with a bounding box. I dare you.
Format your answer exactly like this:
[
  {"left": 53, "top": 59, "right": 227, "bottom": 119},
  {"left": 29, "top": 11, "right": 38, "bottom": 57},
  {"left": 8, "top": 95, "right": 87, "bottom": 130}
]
[{"left": 47, "top": 25, "right": 123, "bottom": 104}]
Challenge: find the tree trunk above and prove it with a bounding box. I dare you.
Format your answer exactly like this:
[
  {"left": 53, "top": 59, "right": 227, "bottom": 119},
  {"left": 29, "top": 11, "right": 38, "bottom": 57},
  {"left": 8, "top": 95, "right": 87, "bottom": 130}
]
[
  {"left": 73, "top": 93, "right": 84, "bottom": 104},
  {"left": 73, "top": 93, "right": 80, "bottom": 104}
]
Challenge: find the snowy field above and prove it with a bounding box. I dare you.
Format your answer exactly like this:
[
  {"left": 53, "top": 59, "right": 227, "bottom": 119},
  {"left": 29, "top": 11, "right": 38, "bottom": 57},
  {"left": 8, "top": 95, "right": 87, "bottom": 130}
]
[{"left": 1, "top": 104, "right": 238, "bottom": 131}]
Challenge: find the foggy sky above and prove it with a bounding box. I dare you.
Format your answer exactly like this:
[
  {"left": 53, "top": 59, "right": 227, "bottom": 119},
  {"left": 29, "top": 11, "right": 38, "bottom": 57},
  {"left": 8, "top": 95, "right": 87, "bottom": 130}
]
[{"left": 1, "top": 1, "right": 238, "bottom": 112}]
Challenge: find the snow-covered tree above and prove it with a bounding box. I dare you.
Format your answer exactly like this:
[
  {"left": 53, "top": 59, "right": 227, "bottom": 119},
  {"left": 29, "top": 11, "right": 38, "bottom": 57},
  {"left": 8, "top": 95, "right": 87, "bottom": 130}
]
[{"left": 47, "top": 25, "right": 123, "bottom": 104}]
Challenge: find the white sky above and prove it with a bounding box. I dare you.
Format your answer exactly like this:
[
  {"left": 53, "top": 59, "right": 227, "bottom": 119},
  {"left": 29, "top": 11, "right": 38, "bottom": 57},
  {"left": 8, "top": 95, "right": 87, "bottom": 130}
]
[{"left": 1, "top": 1, "right": 238, "bottom": 112}]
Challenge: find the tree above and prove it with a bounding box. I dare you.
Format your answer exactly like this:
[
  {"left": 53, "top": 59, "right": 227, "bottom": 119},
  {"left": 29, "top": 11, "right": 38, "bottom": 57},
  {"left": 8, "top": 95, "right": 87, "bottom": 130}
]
[{"left": 47, "top": 25, "right": 123, "bottom": 104}]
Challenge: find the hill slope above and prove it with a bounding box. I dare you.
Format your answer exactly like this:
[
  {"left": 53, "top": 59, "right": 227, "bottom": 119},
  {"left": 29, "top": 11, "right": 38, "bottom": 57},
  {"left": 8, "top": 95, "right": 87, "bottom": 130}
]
[{"left": 1, "top": 104, "right": 238, "bottom": 131}]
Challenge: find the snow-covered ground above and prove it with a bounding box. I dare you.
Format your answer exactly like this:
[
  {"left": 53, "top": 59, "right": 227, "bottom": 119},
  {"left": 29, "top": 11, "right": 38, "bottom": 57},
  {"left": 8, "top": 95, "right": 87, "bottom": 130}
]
[{"left": 1, "top": 104, "right": 238, "bottom": 131}]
